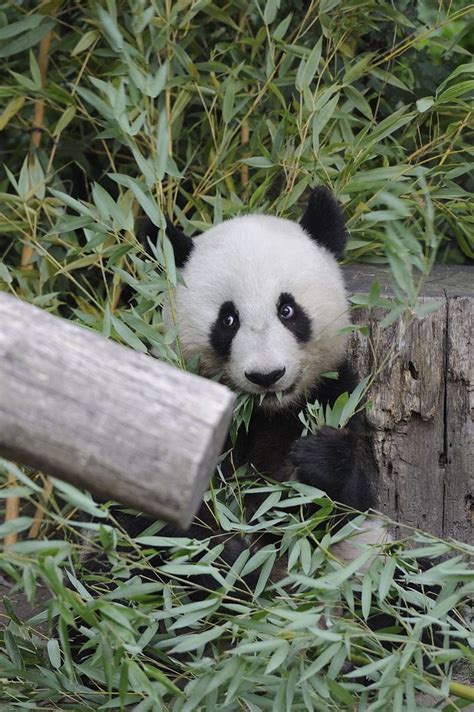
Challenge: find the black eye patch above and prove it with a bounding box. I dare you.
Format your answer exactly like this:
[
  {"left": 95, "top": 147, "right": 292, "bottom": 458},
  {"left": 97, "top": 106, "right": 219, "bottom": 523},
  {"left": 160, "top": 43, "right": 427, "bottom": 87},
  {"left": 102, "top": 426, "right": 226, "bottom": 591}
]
[
  {"left": 277, "top": 292, "right": 312, "bottom": 343},
  {"left": 209, "top": 301, "right": 240, "bottom": 358}
]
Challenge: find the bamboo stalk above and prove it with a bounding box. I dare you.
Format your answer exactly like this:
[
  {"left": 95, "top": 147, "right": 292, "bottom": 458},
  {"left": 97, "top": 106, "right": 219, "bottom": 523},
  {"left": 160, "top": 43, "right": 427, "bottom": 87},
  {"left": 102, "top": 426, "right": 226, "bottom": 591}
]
[
  {"left": 4, "top": 474, "right": 19, "bottom": 547},
  {"left": 28, "top": 476, "right": 54, "bottom": 539},
  {"left": 8, "top": 24, "right": 55, "bottom": 544},
  {"left": 111, "top": 201, "right": 141, "bottom": 312},
  {"left": 30, "top": 30, "right": 53, "bottom": 149},
  {"left": 20, "top": 25, "right": 54, "bottom": 270},
  {"left": 349, "top": 653, "right": 474, "bottom": 703},
  {"left": 238, "top": 11, "right": 249, "bottom": 191},
  {"left": 448, "top": 681, "right": 474, "bottom": 703},
  {"left": 240, "top": 121, "right": 249, "bottom": 189}
]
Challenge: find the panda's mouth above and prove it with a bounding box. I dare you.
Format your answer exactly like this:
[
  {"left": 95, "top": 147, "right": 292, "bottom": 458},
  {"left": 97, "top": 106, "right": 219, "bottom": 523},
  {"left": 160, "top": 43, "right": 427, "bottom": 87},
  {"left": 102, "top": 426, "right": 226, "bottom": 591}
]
[
  {"left": 258, "top": 383, "right": 296, "bottom": 402},
  {"left": 268, "top": 384, "right": 295, "bottom": 396}
]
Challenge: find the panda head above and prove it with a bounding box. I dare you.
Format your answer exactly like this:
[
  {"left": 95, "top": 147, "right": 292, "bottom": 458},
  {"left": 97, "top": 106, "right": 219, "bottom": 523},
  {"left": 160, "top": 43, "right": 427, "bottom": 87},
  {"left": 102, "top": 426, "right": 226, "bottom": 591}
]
[{"left": 164, "top": 187, "right": 349, "bottom": 411}]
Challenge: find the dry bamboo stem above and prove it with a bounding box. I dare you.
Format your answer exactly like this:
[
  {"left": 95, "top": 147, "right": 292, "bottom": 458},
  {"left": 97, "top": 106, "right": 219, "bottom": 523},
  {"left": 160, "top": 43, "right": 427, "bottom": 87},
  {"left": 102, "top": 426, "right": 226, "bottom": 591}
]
[
  {"left": 240, "top": 121, "right": 249, "bottom": 188},
  {"left": 28, "top": 476, "right": 54, "bottom": 539},
  {"left": 9, "top": 25, "right": 55, "bottom": 544},
  {"left": 4, "top": 474, "right": 20, "bottom": 547},
  {"left": 21, "top": 27, "right": 54, "bottom": 269}
]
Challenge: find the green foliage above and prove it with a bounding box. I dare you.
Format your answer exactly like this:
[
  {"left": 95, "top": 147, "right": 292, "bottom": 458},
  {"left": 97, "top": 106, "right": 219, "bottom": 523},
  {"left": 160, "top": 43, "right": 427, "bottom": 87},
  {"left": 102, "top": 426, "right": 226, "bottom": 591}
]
[
  {"left": 0, "top": 0, "right": 473, "bottom": 708},
  {"left": 299, "top": 375, "right": 371, "bottom": 433},
  {"left": 1, "top": 461, "right": 473, "bottom": 710},
  {"left": 0, "top": 0, "right": 472, "bottom": 343}
]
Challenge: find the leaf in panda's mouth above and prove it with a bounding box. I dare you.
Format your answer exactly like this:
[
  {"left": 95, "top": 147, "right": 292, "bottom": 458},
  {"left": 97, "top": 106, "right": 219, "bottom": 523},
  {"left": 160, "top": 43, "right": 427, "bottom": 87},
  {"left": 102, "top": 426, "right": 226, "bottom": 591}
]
[{"left": 259, "top": 384, "right": 296, "bottom": 404}]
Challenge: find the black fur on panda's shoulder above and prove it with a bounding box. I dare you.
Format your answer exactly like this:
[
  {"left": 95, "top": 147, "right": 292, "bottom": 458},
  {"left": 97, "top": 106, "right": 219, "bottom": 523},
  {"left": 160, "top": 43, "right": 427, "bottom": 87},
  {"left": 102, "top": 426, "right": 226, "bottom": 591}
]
[{"left": 300, "top": 186, "right": 348, "bottom": 259}]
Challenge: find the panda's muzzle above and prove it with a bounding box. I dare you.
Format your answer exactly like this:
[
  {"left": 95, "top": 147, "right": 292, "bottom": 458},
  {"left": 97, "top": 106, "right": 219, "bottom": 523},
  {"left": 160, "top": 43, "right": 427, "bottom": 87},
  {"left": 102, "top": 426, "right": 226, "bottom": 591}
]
[{"left": 245, "top": 368, "right": 286, "bottom": 389}]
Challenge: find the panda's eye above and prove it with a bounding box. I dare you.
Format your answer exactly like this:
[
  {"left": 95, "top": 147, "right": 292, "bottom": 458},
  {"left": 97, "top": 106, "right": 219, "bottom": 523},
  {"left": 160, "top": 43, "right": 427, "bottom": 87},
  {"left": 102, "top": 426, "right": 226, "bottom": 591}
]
[
  {"left": 222, "top": 313, "right": 236, "bottom": 328},
  {"left": 279, "top": 304, "right": 295, "bottom": 320}
]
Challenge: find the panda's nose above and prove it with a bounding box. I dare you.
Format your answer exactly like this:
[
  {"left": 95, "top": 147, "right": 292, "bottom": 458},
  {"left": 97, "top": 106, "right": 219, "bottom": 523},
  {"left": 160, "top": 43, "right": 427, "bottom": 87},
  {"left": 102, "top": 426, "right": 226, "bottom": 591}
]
[{"left": 245, "top": 368, "right": 286, "bottom": 388}]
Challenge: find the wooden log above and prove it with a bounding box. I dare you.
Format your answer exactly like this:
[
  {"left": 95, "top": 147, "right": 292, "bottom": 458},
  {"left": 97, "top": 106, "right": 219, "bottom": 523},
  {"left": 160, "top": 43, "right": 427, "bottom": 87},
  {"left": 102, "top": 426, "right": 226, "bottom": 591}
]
[
  {"left": 0, "top": 292, "right": 235, "bottom": 528},
  {"left": 344, "top": 265, "right": 473, "bottom": 544}
]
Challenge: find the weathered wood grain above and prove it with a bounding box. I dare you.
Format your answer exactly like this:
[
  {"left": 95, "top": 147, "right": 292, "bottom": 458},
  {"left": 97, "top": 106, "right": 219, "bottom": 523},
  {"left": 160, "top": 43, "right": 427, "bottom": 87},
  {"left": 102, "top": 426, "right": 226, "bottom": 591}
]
[
  {"left": 0, "top": 292, "right": 235, "bottom": 527},
  {"left": 345, "top": 266, "right": 473, "bottom": 544},
  {"left": 444, "top": 296, "right": 474, "bottom": 542}
]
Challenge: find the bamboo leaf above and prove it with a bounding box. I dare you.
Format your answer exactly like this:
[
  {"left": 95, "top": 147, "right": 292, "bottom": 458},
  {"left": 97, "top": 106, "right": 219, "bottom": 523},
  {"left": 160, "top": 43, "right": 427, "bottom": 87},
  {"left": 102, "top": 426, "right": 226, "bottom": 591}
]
[
  {"left": 378, "top": 556, "right": 396, "bottom": 603},
  {"left": 71, "top": 30, "right": 99, "bottom": 56},
  {"left": 0, "top": 96, "right": 25, "bottom": 131},
  {"left": 241, "top": 156, "right": 274, "bottom": 168},
  {"left": 169, "top": 624, "right": 228, "bottom": 653},
  {"left": 156, "top": 107, "right": 169, "bottom": 181},
  {"left": 266, "top": 640, "right": 290, "bottom": 673},
  {"left": 361, "top": 573, "right": 373, "bottom": 619},
  {"left": 0, "top": 18, "right": 55, "bottom": 58},
  {"left": 250, "top": 490, "right": 282, "bottom": 521},
  {"left": 51, "top": 478, "right": 108, "bottom": 517},
  {"left": 0, "top": 516, "right": 33, "bottom": 537},
  {"left": 46, "top": 639, "right": 61, "bottom": 670},
  {"left": 264, "top": 0, "right": 281, "bottom": 25},
  {"left": 416, "top": 97, "right": 434, "bottom": 113},
  {"left": 301, "top": 37, "right": 323, "bottom": 89},
  {"left": 345, "top": 85, "right": 372, "bottom": 119},
  {"left": 53, "top": 105, "right": 76, "bottom": 136},
  {"left": 111, "top": 314, "right": 147, "bottom": 352},
  {"left": 0, "top": 14, "right": 44, "bottom": 40}
]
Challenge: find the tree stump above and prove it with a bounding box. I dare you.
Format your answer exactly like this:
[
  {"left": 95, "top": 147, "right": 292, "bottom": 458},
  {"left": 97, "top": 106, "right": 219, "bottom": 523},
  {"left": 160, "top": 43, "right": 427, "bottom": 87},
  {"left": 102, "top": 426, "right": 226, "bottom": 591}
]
[{"left": 344, "top": 265, "right": 473, "bottom": 544}]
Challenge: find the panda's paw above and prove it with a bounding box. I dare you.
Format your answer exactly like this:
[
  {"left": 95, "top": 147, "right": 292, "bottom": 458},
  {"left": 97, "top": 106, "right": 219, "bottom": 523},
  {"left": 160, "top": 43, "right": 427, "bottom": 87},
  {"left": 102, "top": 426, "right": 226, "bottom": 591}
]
[{"left": 289, "top": 426, "right": 357, "bottom": 499}]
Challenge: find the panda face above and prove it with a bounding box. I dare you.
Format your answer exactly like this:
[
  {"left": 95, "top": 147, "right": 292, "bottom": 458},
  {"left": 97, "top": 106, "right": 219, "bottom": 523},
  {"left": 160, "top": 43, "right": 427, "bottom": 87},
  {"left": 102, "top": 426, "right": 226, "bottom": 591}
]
[{"left": 173, "top": 214, "right": 349, "bottom": 410}]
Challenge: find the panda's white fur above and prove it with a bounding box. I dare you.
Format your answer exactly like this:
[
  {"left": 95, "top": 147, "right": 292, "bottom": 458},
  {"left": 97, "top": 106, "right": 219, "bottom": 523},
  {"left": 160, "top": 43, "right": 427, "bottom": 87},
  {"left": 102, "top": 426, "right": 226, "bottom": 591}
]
[
  {"left": 331, "top": 516, "right": 391, "bottom": 572},
  {"left": 174, "top": 214, "right": 349, "bottom": 410}
]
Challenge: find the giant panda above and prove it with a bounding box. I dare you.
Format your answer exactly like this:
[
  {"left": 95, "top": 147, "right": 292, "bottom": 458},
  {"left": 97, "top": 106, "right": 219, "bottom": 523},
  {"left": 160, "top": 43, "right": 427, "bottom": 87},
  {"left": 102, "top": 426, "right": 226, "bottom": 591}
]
[{"left": 117, "top": 185, "right": 389, "bottom": 593}]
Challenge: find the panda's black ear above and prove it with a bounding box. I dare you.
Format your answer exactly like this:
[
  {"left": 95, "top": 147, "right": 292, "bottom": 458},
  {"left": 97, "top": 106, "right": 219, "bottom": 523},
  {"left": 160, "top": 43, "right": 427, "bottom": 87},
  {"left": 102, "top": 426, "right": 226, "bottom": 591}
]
[
  {"left": 300, "top": 187, "right": 348, "bottom": 259},
  {"left": 164, "top": 219, "right": 194, "bottom": 267},
  {"left": 140, "top": 217, "right": 194, "bottom": 268}
]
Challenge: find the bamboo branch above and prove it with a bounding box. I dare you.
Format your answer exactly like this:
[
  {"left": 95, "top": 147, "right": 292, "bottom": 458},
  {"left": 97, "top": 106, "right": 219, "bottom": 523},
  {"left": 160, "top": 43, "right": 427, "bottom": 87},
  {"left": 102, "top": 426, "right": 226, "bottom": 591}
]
[
  {"left": 349, "top": 653, "right": 474, "bottom": 704},
  {"left": 240, "top": 120, "right": 249, "bottom": 189},
  {"left": 28, "top": 476, "right": 54, "bottom": 539},
  {"left": 21, "top": 26, "right": 54, "bottom": 270},
  {"left": 9, "top": 24, "right": 55, "bottom": 544},
  {"left": 111, "top": 201, "right": 141, "bottom": 312},
  {"left": 4, "top": 473, "right": 19, "bottom": 547}
]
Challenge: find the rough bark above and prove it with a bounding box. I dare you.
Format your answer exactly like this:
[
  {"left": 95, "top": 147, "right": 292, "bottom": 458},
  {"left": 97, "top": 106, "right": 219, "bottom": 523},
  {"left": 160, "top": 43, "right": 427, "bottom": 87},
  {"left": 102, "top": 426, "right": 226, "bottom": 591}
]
[{"left": 344, "top": 265, "right": 473, "bottom": 544}]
